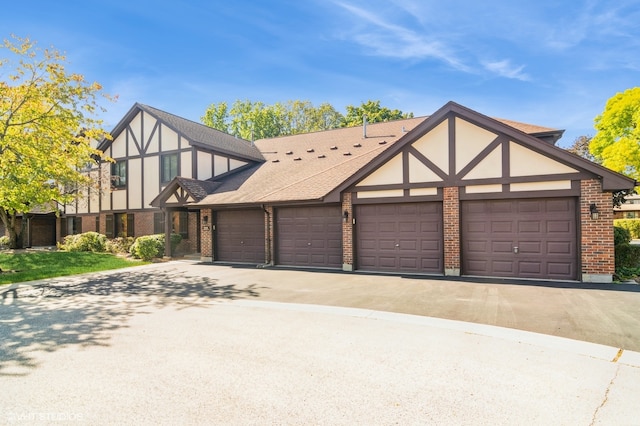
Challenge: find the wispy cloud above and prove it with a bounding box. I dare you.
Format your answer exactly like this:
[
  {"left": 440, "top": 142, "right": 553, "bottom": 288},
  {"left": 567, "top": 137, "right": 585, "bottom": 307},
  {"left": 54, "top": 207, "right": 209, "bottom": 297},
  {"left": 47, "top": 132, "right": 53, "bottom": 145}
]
[
  {"left": 332, "top": 1, "right": 470, "bottom": 72},
  {"left": 482, "top": 59, "right": 530, "bottom": 81}
]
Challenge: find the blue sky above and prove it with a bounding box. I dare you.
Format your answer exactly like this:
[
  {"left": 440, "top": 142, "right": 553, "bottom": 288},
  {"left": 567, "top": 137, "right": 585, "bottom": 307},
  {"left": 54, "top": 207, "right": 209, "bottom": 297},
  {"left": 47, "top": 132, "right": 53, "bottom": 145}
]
[{"left": 2, "top": 0, "right": 639, "bottom": 147}]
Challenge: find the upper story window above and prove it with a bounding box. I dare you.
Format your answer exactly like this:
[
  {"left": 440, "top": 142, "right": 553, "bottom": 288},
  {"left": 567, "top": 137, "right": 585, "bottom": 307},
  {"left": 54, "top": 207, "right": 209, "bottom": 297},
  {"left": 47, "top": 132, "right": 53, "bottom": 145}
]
[
  {"left": 161, "top": 154, "right": 178, "bottom": 183},
  {"left": 111, "top": 160, "right": 126, "bottom": 189}
]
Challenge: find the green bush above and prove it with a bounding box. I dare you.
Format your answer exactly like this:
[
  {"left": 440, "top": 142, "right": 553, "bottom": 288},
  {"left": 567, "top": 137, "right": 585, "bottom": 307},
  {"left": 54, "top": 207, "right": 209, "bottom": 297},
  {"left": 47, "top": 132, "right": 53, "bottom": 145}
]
[
  {"left": 615, "top": 243, "right": 640, "bottom": 269},
  {"left": 614, "top": 226, "right": 631, "bottom": 246},
  {"left": 59, "top": 232, "right": 107, "bottom": 252},
  {"left": 106, "top": 237, "right": 135, "bottom": 254},
  {"left": 129, "top": 234, "right": 165, "bottom": 261},
  {"left": 0, "top": 235, "right": 9, "bottom": 249},
  {"left": 170, "top": 233, "right": 183, "bottom": 254},
  {"left": 613, "top": 219, "right": 640, "bottom": 239}
]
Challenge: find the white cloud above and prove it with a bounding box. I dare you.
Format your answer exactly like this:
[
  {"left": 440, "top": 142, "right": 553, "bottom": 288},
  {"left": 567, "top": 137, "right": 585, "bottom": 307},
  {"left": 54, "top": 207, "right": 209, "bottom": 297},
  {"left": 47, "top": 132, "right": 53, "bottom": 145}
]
[
  {"left": 482, "top": 60, "right": 530, "bottom": 81},
  {"left": 331, "top": 1, "right": 470, "bottom": 72}
]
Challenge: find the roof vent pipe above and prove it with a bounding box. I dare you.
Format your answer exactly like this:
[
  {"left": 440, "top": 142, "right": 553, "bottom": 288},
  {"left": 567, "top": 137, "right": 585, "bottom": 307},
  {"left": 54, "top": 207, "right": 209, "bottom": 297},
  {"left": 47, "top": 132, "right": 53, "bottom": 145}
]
[{"left": 363, "top": 115, "right": 367, "bottom": 138}]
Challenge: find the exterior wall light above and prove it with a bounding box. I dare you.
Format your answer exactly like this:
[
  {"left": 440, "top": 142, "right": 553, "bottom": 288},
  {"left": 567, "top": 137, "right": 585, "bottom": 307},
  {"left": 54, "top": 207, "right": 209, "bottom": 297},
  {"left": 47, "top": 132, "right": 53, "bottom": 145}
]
[
  {"left": 590, "top": 203, "right": 599, "bottom": 220},
  {"left": 343, "top": 210, "right": 349, "bottom": 223}
]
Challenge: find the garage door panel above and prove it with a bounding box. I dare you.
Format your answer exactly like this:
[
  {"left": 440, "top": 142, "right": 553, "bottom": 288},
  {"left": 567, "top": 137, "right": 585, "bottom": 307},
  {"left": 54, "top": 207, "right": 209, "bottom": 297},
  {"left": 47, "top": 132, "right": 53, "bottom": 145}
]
[
  {"left": 356, "top": 202, "right": 443, "bottom": 274},
  {"left": 216, "top": 210, "right": 265, "bottom": 263},
  {"left": 462, "top": 198, "right": 577, "bottom": 280},
  {"left": 276, "top": 206, "right": 342, "bottom": 268}
]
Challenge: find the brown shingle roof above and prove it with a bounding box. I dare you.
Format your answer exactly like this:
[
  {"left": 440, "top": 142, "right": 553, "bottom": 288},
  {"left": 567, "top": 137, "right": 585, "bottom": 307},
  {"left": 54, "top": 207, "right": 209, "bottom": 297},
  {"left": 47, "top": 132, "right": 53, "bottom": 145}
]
[{"left": 195, "top": 113, "right": 570, "bottom": 207}]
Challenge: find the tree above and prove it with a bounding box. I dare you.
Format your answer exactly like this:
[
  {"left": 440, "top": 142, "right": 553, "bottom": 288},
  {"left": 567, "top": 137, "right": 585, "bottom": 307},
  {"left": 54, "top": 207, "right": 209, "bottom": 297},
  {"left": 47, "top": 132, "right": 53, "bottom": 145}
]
[
  {"left": 589, "top": 87, "right": 640, "bottom": 179},
  {"left": 201, "top": 99, "right": 343, "bottom": 139},
  {"left": 0, "top": 36, "right": 111, "bottom": 248},
  {"left": 566, "top": 135, "right": 594, "bottom": 161},
  {"left": 341, "top": 100, "right": 413, "bottom": 127}
]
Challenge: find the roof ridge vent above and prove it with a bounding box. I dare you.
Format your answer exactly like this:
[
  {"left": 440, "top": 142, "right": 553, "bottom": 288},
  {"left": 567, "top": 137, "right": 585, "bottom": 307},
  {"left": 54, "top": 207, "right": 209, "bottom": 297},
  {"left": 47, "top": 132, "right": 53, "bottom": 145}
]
[
  {"left": 307, "top": 148, "right": 315, "bottom": 153},
  {"left": 330, "top": 146, "right": 338, "bottom": 150}
]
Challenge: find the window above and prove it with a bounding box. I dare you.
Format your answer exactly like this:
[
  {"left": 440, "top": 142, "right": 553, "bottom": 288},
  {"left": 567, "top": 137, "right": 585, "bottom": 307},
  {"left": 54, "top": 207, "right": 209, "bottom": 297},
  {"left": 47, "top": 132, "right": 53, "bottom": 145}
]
[
  {"left": 107, "top": 213, "right": 134, "bottom": 237},
  {"left": 153, "top": 211, "right": 188, "bottom": 238},
  {"left": 95, "top": 216, "right": 100, "bottom": 233},
  {"left": 154, "top": 212, "right": 165, "bottom": 234},
  {"left": 66, "top": 217, "right": 82, "bottom": 235},
  {"left": 161, "top": 154, "right": 178, "bottom": 183},
  {"left": 111, "top": 160, "right": 127, "bottom": 189}
]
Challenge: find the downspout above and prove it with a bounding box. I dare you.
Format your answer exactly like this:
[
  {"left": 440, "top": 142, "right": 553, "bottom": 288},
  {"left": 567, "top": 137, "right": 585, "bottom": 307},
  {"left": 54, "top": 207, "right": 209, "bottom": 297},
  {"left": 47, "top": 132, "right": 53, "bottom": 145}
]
[{"left": 261, "top": 204, "right": 272, "bottom": 266}]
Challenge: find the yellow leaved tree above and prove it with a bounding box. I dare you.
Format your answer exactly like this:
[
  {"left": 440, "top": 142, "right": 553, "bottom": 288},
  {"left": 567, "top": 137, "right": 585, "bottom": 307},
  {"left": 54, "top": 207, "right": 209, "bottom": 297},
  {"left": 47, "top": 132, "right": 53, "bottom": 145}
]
[{"left": 0, "top": 36, "right": 112, "bottom": 248}]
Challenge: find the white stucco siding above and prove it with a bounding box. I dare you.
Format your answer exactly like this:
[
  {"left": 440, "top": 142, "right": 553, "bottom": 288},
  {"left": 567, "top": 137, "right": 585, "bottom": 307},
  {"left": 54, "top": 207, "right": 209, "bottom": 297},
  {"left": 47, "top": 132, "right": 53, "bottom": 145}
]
[
  {"left": 198, "top": 151, "right": 212, "bottom": 180},
  {"left": 100, "top": 163, "right": 111, "bottom": 211},
  {"left": 510, "top": 142, "right": 578, "bottom": 177},
  {"left": 408, "top": 153, "right": 442, "bottom": 183},
  {"left": 112, "top": 189, "right": 127, "bottom": 210},
  {"left": 181, "top": 151, "right": 193, "bottom": 179},
  {"left": 143, "top": 156, "right": 160, "bottom": 208},
  {"left": 128, "top": 158, "right": 142, "bottom": 209},
  {"left": 111, "top": 132, "right": 127, "bottom": 158},
  {"left": 455, "top": 118, "right": 498, "bottom": 174},
  {"left": 357, "top": 189, "right": 404, "bottom": 199},
  {"left": 214, "top": 155, "right": 229, "bottom": 176},
  {"left": 229, "top": 158, "right": 247, "bottom": 171},
  {"left": 510, "top": 180, "right": 572, "bottom": 192},
  {"left": 412, "top": 120, "right": 448, "bottom": 173},
  {"left": 161, "top": 125, "right": 179, "bottom": 151},
  {"left": 357, "top": 154, "right": 403, "bottom": 186},
  {"left": 462, "top": 145, "right": 502, "bottom": 180}
]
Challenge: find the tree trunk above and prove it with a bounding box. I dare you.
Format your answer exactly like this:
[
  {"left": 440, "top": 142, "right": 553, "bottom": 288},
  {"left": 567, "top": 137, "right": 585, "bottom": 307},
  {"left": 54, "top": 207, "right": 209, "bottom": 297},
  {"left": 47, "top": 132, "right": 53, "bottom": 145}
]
[{"left": 0, "top": 209, "right": 25, "bottom": 249}]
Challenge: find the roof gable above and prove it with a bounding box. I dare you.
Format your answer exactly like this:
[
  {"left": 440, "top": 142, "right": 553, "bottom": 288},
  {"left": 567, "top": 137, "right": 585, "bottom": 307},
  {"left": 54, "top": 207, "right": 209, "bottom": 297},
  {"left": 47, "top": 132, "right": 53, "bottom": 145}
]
[
  {"left": 98, "top": 103, "right": 264, "bottom": 162},
  {"left": 334, "top": 101, "right": 634, "bottom": 195}
]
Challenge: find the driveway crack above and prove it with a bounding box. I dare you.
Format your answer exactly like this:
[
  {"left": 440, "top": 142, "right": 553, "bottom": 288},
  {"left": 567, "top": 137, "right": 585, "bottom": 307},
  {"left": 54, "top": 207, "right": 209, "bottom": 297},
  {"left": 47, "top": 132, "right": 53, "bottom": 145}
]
[{"left": 590, "top": 363, "right": 620, "bottom": 426}]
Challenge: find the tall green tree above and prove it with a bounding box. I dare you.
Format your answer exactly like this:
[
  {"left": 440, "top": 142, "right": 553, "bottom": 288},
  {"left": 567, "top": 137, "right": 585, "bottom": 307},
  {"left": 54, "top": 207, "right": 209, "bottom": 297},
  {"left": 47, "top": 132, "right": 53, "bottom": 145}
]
[
  {"left": 0, "top": 36, "right": 111, "bottom": 248},
  {"left": 590, "top": 87, "right": 640, "bottom": 179},
  {"left": 201, "top": 99, "right": 343, "bottom": 139},
  {"left": 341, "top": 100, "right": 413, "bottom": 127}
]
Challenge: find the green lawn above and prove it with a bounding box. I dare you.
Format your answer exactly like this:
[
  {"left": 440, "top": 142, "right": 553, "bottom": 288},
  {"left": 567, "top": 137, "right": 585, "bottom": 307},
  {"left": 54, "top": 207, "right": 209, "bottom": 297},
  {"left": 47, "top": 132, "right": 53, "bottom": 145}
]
[{"left": 0, "top": 251, "right": 148, "bottom": 285}]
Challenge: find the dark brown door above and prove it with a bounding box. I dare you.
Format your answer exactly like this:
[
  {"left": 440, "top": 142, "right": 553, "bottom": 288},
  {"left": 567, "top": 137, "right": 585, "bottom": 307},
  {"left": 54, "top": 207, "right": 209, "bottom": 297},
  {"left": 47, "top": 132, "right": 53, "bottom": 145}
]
[
  {"left": 356, "top": 202, "right": 443, "bottom": 274},
  {"left": 215, "top": 209, "right": 265, "bottom": 263},
  {"left": 276, "top": 206, "right": 342, "bottom": 268},
  {"left": 461, "top": 198, "right": 577, "bottom": 280},
  {"left": 29, "top": 216, "right": 56, "bottom": 246}
]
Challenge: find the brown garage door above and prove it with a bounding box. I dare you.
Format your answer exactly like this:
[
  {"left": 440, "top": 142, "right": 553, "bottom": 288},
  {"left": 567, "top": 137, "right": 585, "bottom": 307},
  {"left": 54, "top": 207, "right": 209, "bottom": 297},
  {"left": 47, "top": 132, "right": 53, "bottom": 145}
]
[
  {"left": 276, "top": 206, "right": 342, "bottom": 268},
  {"left": 30, "top": 216, "right": 56, "bottom": 247},
  {"left": 356, "top": 202, "right": 443, "bottom": 274},
  {"left": 215, "top": 209, "right": 265, "bottom": 263},
  {"left": 461, "top": 198, "right": 577, "bottom": 280}
]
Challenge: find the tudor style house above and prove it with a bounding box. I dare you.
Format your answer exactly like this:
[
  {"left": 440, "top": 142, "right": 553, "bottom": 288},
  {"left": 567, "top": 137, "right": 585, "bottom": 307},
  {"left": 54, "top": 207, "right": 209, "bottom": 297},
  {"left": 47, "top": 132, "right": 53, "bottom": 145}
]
[{"left": 7, "top": 101, "right": 634, "bottom": 283}]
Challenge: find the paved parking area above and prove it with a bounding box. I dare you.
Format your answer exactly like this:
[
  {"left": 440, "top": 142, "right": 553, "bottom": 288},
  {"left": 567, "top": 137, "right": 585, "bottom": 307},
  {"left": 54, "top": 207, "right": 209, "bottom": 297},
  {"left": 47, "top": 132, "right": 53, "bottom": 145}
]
[{"left": 1, "top": 261, "right": 639, "bottom": 424}]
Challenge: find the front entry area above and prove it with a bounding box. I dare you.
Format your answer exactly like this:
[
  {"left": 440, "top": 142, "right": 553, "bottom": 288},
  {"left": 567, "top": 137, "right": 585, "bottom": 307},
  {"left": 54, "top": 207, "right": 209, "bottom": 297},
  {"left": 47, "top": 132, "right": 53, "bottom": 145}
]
[{"left": 461, "top": 198, "right": 578, "bottom": 280}]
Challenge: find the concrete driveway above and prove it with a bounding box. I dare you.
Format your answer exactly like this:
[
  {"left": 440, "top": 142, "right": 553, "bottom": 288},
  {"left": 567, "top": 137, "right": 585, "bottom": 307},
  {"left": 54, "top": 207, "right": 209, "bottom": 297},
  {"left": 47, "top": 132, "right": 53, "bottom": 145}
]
[{"left": 1, "top": 261, "right": 639, "bottom": 424}]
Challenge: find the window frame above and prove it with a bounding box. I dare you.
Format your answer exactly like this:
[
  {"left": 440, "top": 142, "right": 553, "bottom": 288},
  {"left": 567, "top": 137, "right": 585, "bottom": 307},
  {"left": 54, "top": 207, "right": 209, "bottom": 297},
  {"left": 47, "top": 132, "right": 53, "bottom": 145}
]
[
  {"left": 161, "top": 153, "right": 179, "bottom": 184},
  {"left": 111, "top": 160, "right": 127, "bottom": 189}
]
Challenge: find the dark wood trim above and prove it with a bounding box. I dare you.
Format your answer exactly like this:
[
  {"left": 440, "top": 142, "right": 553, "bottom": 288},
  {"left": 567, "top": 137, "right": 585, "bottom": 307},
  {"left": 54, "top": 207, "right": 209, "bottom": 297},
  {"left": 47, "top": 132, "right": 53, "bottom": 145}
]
[
  {"left": 455, "top": 135, "right": 502, "bottom": 179},
  {"left": 192, "top": 149, "right": 198, "bottom": 179},
  {"left": 354, "top": 182, "right": 444, "bottom": 191},
  {"left": 448, "top": 116, "right": 456, "bottom": 177},
  {"left": 406, "top": 146, "right": 448, "bottom": 180},
  {"left": 129, "top": 126, "right": 142, "bottom": 155},
  {"left": 402, "top": 151, "right": 409, "bottom": 185},
  {"left": 353, "top": 192, "right": 443, "bottom": 205},
  {"left": 458, "top": 172, "right": 585, "bottom": 186},
  {"left": 460, "top": 187, "right": 579, "bottom": 200}
]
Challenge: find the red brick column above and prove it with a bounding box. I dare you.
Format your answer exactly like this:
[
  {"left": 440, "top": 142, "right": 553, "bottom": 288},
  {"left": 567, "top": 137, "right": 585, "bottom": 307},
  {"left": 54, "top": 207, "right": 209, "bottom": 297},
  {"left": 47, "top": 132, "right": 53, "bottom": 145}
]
[
  {"left": 200, "top": 208, "right": 213, "bottom": 261},
  {"left": 342, "top": 192, "right": 354, "bottom": 271},
  {"left": 581, "top": 179, "right": 614, "bottom": 282},
  {"left": 443, "top": 187, "right": 460, "bottom": 276}
]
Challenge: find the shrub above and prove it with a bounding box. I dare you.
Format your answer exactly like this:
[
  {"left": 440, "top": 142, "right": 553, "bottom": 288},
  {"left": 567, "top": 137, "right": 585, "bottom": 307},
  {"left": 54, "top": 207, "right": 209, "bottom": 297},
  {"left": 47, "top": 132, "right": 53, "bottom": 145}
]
[
  {"left": 615, "top": 243, "right": 640, "bottom": 269},
  {"left": 130, "top": 234, "right": 165, "bottom": 261},
  {"left": 106, "top": 236, "right": 136, "bottom": 254},
  {"left": 613, "top": 219, "right": 640, "bottom": 239},
  {"left": 614, "top": 226, "right": 631, "bottom": 246},
  {"left": 59, "top": 232, "right": 107, "bottom": 252},
  {"left": 0, "top": 235, "right": 9, "bottom": 249},
  {"left": 170, "top": 233, "right": 183, "bottom": 254}
]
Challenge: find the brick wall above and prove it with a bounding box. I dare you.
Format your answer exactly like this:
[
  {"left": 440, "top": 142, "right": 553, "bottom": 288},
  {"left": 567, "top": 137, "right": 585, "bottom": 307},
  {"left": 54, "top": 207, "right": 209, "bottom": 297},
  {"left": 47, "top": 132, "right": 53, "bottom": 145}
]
[
  {"left": 581, "top": 179, "right": 614, "bottom": 280},
  {"left": 342, "top": 192, "right": 354, "bottom": 270},
  {"left": 81, "top": 215, "right": 99, "bottom": 233},
  {"left": 443, "top": 186, "right": 460, "bottom": 275},
  {"left": 133, "top": 211, "right": 155, "bottom": 237},
  {"left": 200, "top": 208, "right": 212, "bottom": 259}
]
